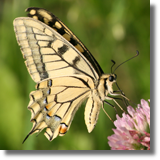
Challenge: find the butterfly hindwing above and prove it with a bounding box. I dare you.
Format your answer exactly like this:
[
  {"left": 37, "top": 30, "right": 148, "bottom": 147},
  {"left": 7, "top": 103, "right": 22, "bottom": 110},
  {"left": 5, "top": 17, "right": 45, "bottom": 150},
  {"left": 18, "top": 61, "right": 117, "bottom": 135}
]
[{"left": 25, "top": 75, "right": 94, "bottom": 141}]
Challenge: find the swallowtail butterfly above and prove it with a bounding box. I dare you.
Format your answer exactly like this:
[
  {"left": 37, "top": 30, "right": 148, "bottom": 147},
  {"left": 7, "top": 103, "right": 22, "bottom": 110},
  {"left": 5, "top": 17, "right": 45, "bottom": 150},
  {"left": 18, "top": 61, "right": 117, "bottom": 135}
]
[{"left": 13, "top": 7, "right": 130, "bottom": 142}]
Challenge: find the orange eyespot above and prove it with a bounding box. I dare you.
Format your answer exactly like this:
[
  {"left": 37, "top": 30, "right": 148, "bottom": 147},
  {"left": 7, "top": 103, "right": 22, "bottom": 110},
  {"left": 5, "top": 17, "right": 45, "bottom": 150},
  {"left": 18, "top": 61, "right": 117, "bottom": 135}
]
[{"left": 59, "top": 123, "right": 68, "bottom": 134}]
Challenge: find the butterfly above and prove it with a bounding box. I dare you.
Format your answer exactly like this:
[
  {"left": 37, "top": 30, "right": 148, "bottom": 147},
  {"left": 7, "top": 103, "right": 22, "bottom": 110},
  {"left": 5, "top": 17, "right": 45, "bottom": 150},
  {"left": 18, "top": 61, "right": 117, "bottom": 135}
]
[{"left": 13, "top": 7, "right": 130, "bottom": 142}]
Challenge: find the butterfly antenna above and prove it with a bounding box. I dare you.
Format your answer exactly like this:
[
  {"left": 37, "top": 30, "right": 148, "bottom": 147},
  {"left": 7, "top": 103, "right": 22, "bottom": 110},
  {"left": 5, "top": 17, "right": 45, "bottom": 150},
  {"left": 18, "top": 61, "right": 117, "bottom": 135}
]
[
  {"left": 111, "top": 60, "right": 116, "bottom": 73},
  {"left": 113, "top": 50, "right": 139, "bottom": 73}
]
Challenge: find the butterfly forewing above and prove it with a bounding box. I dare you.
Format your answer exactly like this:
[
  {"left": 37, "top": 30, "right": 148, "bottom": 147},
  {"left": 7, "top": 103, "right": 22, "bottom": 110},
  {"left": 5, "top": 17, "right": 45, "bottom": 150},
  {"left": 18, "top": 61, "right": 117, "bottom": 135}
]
[
  {"left": 14, "top": 17, "right": 101, "bottom": 83},
  {"left": 26, "top": 7, "right": 104, "bottom": 78}
]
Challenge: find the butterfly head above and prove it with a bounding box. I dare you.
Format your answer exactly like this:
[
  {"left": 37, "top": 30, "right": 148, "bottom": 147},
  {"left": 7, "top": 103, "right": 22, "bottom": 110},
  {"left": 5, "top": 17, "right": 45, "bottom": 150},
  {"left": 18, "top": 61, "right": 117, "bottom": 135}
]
[
  {"left": 97, "top": 74, "right": 117, "bottom": 100},
  {"left": 104, "top": 74, "right": 117, "bottom": 93},
  {"left": 108, "top": 74, "right": 117, "bottom": 82}
]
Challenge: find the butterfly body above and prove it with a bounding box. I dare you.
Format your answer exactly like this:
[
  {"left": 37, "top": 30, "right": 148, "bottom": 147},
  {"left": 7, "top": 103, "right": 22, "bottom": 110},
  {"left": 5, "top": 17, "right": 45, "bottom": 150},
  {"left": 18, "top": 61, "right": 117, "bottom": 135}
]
[{"left": 13, "top": 7, "right": 122, "bottom": 142}]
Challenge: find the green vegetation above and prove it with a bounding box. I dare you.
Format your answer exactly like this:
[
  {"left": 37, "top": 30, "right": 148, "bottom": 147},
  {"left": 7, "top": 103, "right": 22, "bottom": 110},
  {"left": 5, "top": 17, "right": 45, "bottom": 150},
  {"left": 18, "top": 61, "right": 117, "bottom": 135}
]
[{"left": 0, "top": 0, "right": 150, "bottom": 150}]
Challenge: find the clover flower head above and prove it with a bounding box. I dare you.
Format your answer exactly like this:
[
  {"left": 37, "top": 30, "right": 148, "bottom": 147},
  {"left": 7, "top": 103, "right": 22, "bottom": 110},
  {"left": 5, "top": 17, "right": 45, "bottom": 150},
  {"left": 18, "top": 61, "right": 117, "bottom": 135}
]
[{"left": 108, "top": 99, "right": 150, "bottom": 150}]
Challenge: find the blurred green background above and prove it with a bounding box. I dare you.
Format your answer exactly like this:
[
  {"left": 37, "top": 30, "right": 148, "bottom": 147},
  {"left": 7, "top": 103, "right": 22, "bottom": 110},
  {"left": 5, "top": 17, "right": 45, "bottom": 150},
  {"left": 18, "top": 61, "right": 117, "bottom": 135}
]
[{"left": 0, "top": 0, "right": 150, "bottom": 150}]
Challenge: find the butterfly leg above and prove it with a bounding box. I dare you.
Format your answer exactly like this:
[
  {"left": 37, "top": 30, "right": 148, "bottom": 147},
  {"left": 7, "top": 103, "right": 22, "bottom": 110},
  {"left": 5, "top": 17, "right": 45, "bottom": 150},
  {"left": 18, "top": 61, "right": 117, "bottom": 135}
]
[
  {"left": 114, "top": 82, "right": 131, "bottom": 104},
  {"left": 108, "top": 95, "right": 129, "bottom": 109},
  {"left": 102, "top": 102, "right": 114, "bottom": 122},
  {"left": 104, "top": 100, "right": 118, "bottom": 114},
  {"left": 105, "top": 96, "right": 126, "bottom": 113}
]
